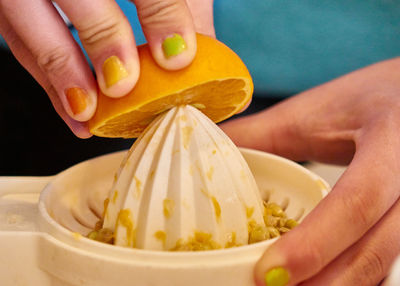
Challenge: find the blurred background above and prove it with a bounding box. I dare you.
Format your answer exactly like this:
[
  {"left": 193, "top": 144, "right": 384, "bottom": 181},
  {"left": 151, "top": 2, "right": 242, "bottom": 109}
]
[{"left": 1, "top": 0, "right": 399, "bottom": 175}]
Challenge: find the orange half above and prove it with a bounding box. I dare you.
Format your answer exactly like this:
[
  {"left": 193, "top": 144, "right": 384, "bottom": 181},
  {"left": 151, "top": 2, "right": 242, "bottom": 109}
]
[{"left": 89, "top": 34, "right": 253, "bottom": 138}]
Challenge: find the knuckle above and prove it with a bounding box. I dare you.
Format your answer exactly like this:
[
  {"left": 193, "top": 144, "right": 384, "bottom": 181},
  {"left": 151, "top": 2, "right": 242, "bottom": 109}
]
[
  {"left": 79, "top": 16, "right": 122, "bottom": 47},
  {"left": 299, "top": 240, "right": 325, "bottom": 272},
  {"left": 344, "top": 190, "right": 377, "bottom": 230},
  {"left": 138, "top": 0, "right": 186, "bottom": 27},
  {"left": 351, "top": 248, "right": 385, "bottom": 285},
  {"left": 37, "top": 47, "right": 71, "bottom": 75}
]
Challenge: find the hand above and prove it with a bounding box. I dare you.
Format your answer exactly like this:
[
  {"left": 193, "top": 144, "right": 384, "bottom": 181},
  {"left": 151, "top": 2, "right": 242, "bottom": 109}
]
[
  {"left": 221, "top": 57, "right": 400, "bottom": 286},
  {"left": 0, "top": 0, "right": 215, "bottom": 138}
]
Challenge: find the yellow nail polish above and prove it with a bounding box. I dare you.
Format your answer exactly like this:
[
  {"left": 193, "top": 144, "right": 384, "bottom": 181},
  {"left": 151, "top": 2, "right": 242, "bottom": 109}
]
[
  {"left": 65, "top": 87, "right": 88, "bottom": 115},
  {"left": 103, "top": 56, "right": 129, "bottom": 87},
  {"left": 162, "top": 34, "right": 187, "bottom": 58},
  {"left": 264, "top": 267, "right": 290, "bottom": 286}
]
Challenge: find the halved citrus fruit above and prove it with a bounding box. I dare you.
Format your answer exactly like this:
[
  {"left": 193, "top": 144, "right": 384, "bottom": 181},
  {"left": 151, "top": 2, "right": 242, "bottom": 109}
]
[{"left": 89, "top": 34, "right": 253, "bottom": 138}]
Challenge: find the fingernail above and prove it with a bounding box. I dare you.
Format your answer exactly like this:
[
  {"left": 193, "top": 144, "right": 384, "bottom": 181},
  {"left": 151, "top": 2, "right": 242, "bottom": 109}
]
[
  {"left": 65, "top": 87, "right": 89, "bottom": 115},
  {"left": 162, "top": 33, "right": 187, "bottom": 58},
  {"left": 103, "top": 56, "right": 129, "bottom": 87},
  {"left": 264, "top": 267, "right": 290, "bottom": 286}
]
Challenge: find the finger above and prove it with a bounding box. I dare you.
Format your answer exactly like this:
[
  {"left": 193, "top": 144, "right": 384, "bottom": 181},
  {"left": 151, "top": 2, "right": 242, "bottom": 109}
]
[
  {"left": 254, "top": 121, "right": 400, "bottom": 285},
  {"left": 185, "top": 0, "right": 216, "bottom": 37},
  {"left": 0, "top": 11, "right": 91, "bottom": 138},
  {"left": 45, "top": 85, "right": 93, "bottom": 138},
  {"left": 301, "top": 198, "right": 400, "bottom": 286},
  {"left": 55, "top": 0, "right": 139, "bottom": 98},
  {"left": 134, "top": 0, "right": 197, "bottom": 70},
  {"left": 1, "top": 0, "right": 97, "bottom": 122},
  {"left": 220, "top": 91, "right": 357, "bottom": 165}
]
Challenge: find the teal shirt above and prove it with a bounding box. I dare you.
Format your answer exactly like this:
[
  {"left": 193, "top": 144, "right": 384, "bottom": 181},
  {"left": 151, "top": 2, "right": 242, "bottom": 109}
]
[
  {"left": 213, "top": 0, "right": 400, "bottom": 95},
  {"left": 2, "top": 1, "right": 400, "bottom": 95}
]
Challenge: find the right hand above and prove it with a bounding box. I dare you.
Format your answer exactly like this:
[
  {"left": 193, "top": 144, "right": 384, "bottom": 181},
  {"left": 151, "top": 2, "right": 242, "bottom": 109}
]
[
  {"left": 221, "top": 57, "right": 400, "bottom": 286},
  {"left": 0, "top": 0, "right": 215, "bottom": 138}
]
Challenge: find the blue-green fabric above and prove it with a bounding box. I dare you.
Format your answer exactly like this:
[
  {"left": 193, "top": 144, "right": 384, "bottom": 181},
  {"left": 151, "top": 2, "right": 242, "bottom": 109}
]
[
  {"left": 2, "top": 0, "right": 400, "bottom": 96},
  {"left": 213, "top": 0, "right": 400, "bottom": 95}
]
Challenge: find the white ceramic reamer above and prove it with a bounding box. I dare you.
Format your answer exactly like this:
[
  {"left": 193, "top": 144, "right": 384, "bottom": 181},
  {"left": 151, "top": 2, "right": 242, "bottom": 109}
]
[{"left": 104, "top": 106, "right": 266, "bottom": 250}]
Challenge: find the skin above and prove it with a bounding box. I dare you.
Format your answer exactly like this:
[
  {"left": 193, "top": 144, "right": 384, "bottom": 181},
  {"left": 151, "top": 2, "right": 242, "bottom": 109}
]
[
  {"left": 0, "top": 0, "right": 215, "bottom": 138},
  {"left": 221, "top": 57, "right": 400, "bottom": 286}
]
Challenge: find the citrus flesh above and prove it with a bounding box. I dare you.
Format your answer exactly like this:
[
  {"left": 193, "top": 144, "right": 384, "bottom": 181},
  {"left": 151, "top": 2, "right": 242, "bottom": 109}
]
[{"left": 89, "top": 34, "right": 253, "bottom": 138}]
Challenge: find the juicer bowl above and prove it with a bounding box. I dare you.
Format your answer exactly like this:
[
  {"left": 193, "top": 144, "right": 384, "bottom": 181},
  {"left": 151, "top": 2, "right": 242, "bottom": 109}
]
[{"left": 33, "top": 148, "right": 328, "bottom": 286}]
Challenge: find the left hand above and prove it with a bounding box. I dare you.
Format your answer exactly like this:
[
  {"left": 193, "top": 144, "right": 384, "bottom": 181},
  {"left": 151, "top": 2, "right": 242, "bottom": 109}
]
[
  {"left": 221, "top": 57, "right": 400, "bottom": 286},
  {"left": 0, "top": 0, "right": 214, "bottom": 138}
]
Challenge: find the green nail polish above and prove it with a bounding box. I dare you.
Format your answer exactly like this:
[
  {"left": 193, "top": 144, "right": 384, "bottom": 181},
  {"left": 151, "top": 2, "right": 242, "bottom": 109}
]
[
  {"left": 162, "top": 33, "right": 187, "bottom": 58},
  {"left": 264, "top": 267, "right": 290, "bottom": 286}
]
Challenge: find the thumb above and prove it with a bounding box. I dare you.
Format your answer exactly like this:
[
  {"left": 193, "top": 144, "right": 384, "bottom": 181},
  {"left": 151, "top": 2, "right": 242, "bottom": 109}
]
[{"left": 134, "top": 0, "right": 198, "bottom": 70}]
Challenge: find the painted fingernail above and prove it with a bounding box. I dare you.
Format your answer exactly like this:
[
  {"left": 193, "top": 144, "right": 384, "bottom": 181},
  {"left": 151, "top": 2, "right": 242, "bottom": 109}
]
[
  {"left": 103, "top": 56, "right": 129, "bottom": 87},
  {"left": 162, "top": 34, "right": 187, "bottom": 58},
  {"left": 264, "top": 267, "right": 290, "bottom": 286},
  {"left": 65, "top": 87, "right": 89, "bottom": 115}
]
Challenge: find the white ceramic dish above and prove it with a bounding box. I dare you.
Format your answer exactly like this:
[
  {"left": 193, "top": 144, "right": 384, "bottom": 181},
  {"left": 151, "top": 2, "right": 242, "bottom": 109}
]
[{"left": 0, "top": 148, "right": 329, "bottom": 286}]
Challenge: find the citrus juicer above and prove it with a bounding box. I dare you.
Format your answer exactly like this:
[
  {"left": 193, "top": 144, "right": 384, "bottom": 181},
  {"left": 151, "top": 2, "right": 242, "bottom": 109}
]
[{"left": 0, "top": 104, "right": 329, "bottom": 286}]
